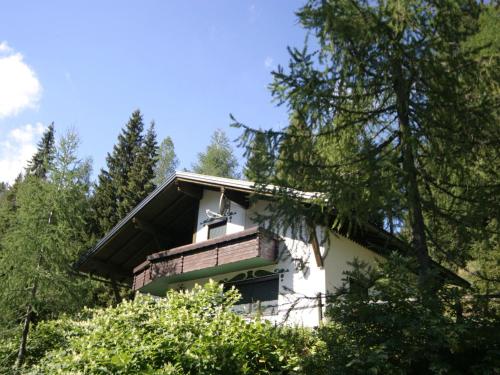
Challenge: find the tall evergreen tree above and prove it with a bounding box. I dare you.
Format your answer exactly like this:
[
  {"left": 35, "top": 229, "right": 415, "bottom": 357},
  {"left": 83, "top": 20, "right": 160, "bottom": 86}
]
[
  {"left": 92, "top": 110, "right": 158, "bottom": 235},
  {"left": 0, "top": 131, "right": 95, "bottom": 368},
  {"left": 126, "top": 122, "right": 158, "bottom": 210},
  {"left": 192, "top": 129, "right": 239, "bottom": 178},
  {"left": 26, "top": 123, "right": 55, "bottom": 179},
  {"left": 235, "top": 0, "right": 498, "bottom": 286},
  {"left": 421, "top": 5, "right": 499, "bottom": 304},
  {"left": 154, "top": 136, "right": 179, "bottom": 185}
]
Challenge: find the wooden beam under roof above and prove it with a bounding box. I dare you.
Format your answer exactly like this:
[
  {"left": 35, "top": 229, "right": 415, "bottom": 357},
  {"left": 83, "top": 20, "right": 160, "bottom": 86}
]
[
  {"left": 84, "top": 258, "right": 130, "bottom": 280},
  {"left": 176, "top": 181, "right": 203, "bottom": 200},
  {"left": 309, "top": 224, "right": 324, "bottom": 268},
  {"left": 223, "top": 188, "right": 250, "bottom": 209},
  {"left": 132, "top": 217, "right": 173, "bottom": 248}
]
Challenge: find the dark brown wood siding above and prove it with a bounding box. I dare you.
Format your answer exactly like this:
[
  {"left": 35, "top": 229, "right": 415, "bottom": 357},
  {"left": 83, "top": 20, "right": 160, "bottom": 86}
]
[{"left": 133, "top": 227, "right": 277, "bottom": 291}]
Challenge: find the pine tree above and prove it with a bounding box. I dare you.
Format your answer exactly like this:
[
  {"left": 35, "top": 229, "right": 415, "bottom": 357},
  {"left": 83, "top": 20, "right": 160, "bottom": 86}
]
[
  {"left": 192, "top": 129, "right": 239, "bottom": 178},
  {"left": 154, "top": 136, "right": 178, "bottom": 185},
  {"left": 235, "top": 0, "right": 498, "bottom": 286},
  {"left": 26, "top": 123, "right": 55, "bottom": 179},
  {"left": 92, "top": 110, "right": 158, "bottom": 235}
]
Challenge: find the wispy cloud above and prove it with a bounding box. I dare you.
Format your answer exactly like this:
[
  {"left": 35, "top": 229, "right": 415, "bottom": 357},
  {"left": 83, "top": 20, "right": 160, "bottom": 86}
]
[
  {"left": 0, "top": 41, "right": 42, "bottom": 119},
  {"left": 264, "top": 56, "right": 274, "bottom": 69},
  {"left": 0, "top": 123, "right": 46, "bottom": 184}
]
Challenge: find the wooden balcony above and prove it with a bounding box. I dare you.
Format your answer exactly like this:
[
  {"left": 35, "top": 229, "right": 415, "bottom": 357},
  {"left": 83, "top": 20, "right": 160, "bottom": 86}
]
[{"left": 133, "top": 226, "right": 278, "bottom": 295}]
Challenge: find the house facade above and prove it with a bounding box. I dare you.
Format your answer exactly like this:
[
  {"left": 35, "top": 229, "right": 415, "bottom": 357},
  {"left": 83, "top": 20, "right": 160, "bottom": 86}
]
[{"left": 76, "top": 172, "right": 462, "bottom": 327}]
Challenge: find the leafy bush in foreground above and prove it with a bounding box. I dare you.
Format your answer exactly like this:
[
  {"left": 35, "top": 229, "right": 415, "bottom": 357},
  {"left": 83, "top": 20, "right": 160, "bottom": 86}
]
[
  {"left": 4, "top": 258, "right": 498, "bottom": 374},
  {"left": 24, "top": 282, "right": 306, "bottom": 375},
  {"left": 308, "top": 255, "right": 500, "bottom": 374}
]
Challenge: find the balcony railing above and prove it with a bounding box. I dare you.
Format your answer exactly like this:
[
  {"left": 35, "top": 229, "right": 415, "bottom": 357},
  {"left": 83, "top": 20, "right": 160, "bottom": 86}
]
[{"left": 133, "top": 226, "right": 278, "bottom": 294}]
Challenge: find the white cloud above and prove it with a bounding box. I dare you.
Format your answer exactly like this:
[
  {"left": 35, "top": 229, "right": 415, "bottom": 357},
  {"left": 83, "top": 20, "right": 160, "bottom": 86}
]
[
  {"left": 264, "top": 56, "right": 274, "bottom": 69},
  {"left": 0, "top": 41, "right": 42, "bottom": 119},
  {"left": 0, "top": 41, "right": 12, "bottom": 53},
  {"left": 0, "top": 123, "right": 46, "bottom": 184}
]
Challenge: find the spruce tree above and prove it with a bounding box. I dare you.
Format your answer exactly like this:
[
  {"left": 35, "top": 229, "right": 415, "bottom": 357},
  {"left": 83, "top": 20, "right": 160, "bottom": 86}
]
[
  {"left": 192, "top": 129, "right": 239, "bottom": 178},
  {"left": 243, "top": 131, "right": 271, "bottom": 181},
  {"left": 126, "top": 122, "right": 158, "bottom": 210},
  {"left": 154, "top": 136, "right": 178, "bottom": 185},
  {"left": 235, "top": 0, "right": 498, "bottom": 286},
  {"left": 26, "top": 123, "right": 55, "bottom": 179},
  {"left": 92, "top": 110, "right": 159, "bottom": 235}
]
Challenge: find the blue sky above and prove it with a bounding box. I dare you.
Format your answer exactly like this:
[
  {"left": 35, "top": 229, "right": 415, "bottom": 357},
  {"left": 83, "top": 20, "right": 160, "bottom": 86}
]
[{"left": 0, "top": 1, "right": 307, "bottom": 183}]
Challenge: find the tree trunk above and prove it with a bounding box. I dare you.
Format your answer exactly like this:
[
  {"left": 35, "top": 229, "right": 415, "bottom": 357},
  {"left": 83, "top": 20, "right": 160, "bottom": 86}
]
[
  {"left": 15, "top": 283, "right": 37, "bottom": 369},
  {"left": 111, "top": 279, "right": 122, "bottom": 305},
  {"left": 15, "top": 212, "right": 52, "bottom": 369},
  {"left": 393, "top": 63, "right": 432, "bottom": 285}
]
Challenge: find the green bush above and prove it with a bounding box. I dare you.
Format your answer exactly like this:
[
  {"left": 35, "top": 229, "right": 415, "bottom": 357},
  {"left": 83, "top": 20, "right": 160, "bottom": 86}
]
[
  {"left": 309, "top": 255, "right": 500, "bottom": 374},
  {"left": 24, "top": 281, "right": 307, "bottom": 374},
  {"left": 4, "top": 259, "right": 497, "bottom": 374}
]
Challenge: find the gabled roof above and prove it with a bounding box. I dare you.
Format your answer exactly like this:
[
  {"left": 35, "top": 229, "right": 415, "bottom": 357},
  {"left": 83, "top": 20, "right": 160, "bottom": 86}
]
[
  {"left": 75, "top": 171, "right": 469, "bottom": 287},
  {"left": 75, "top": 172, "right": 259, "bottom": 281}
]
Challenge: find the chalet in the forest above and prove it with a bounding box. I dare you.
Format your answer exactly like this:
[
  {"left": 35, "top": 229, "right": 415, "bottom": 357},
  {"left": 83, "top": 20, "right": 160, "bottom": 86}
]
[{"left": 76, "top": 172, "right": 465, "bottom": 327}]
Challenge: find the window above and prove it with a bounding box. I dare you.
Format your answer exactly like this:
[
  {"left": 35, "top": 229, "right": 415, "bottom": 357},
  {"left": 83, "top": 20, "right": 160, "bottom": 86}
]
[
  {"left": 224, "top": 274, "right": 279, "bottom": 304},
  {"left": 208, "top": 220, "right": 227, "bottom": 239}
]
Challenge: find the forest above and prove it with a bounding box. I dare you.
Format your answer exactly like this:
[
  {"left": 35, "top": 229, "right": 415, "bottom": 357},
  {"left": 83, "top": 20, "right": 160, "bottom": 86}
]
[{"left": 0, "top": 0, "right": 498, "bottom": 374}]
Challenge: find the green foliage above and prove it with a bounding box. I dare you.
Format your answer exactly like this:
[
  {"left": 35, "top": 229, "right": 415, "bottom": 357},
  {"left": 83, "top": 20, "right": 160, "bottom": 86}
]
[
  {"left": 154, "top": 136, "right": 179, "bottom": 185},
  {"left": 6, "top": 266, "right": 497, "bottom": 374},
  {"left": 308, "top": 255, "right": 500, "bottom": 374},
  {"left": 25, "top": 282, "right": 305, "bottom": 375},
  {"left": 192, "top": 129, "right": 239, "bottom": 178},
  {"left": 243, "top": 130, "right": 273, "bottom": 181},
  {"left": 126, "top": 122, "right": 158, "bottom": 211},
  {"left": 26, "top": 124, "right": 55, "bottom": 179},
  {"left": 92, "top": 110, "right": 158, "bottom": 235},
  {"left": 0, "top": 131, "right": 98, "bottom": 364},
  {"left": 235, "top": 0, "right": 499, "bottom": 284}
]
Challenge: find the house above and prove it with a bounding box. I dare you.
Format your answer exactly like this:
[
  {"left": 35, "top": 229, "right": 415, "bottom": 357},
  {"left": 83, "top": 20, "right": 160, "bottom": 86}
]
[{"left": 76, "top": 171, "right": 466, "bottom": 327}]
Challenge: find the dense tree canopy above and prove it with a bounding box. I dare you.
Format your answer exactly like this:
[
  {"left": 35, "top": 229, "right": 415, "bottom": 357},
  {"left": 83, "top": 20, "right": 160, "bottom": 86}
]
[
  {"left": 0, "top": 131, "right": 97, "bottom": 368},
  {"left": 0, "top": 2, "right": 497, "bottom": 373},
  {"left": 237, "top": 0, "right": 499, "bottom": 287},
  {"left": 92, "top": 110, "right": 158, "bottom": 236}
]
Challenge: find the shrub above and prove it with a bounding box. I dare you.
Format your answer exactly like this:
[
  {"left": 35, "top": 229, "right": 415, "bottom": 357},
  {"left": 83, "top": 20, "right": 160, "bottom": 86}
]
[
  {"left": 310, "top": 254, "right": 500, "bottom": 374},
  {"left": 25, "top": 281, "right": 307, "bottom": 374}
]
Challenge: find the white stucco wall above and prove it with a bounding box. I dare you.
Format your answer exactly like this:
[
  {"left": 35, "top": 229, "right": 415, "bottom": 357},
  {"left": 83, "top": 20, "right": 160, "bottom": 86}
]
[
  {"left": 194, "top": 189, "right": 246, "bottom": 243},
  {"left": 246, "top": 200, "right": 326, "bottom": 327},
  {"left": 166, "top": 188, "right": 382, "bottom": 327},
  {"left": 323, "top": 232, "right": 383, "bottom": 293},
  {"left": 160, "top": 191, "right": 325, "bottom": 327}
]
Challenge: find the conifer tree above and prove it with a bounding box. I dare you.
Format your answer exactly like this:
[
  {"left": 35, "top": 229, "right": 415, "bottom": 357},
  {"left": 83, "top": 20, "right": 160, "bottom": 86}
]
[
  {"left": 236, "top": 0, "right": 498, "bottom": 286},
  {"left": 154, "top": 136, "right": 178, "bottom": 185},
  {"left": 26, "top": 123, "right": 55, "bottom": 179},
  {"left": 126, "top": 122, "right": 158, "bottom": 210},
  {"left": 92, "top": 110, "right": 158, "bottom": 235},
  {"left": 0, "top": 131, "right": 95, "bottom": 368},
  {"left": 243, "top": 131, "right": 271, "bottom": 181},
  {"left": 192, "top": 129, "right": 239, "bottom": 178}
]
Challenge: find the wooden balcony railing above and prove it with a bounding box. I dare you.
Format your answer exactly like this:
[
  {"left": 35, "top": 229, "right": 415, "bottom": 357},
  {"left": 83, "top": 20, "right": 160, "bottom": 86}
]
[{"left": 133, "top": 226, "right": 278, "bottom": 294}]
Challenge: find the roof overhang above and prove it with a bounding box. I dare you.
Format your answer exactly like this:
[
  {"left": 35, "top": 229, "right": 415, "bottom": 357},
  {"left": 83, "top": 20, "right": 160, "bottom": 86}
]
[
  {"left": 75, "top": 172, "right": 255, "bottom": 282},
  {"left": 75, "top": 171, "right": 469, "bottom": 288}
]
